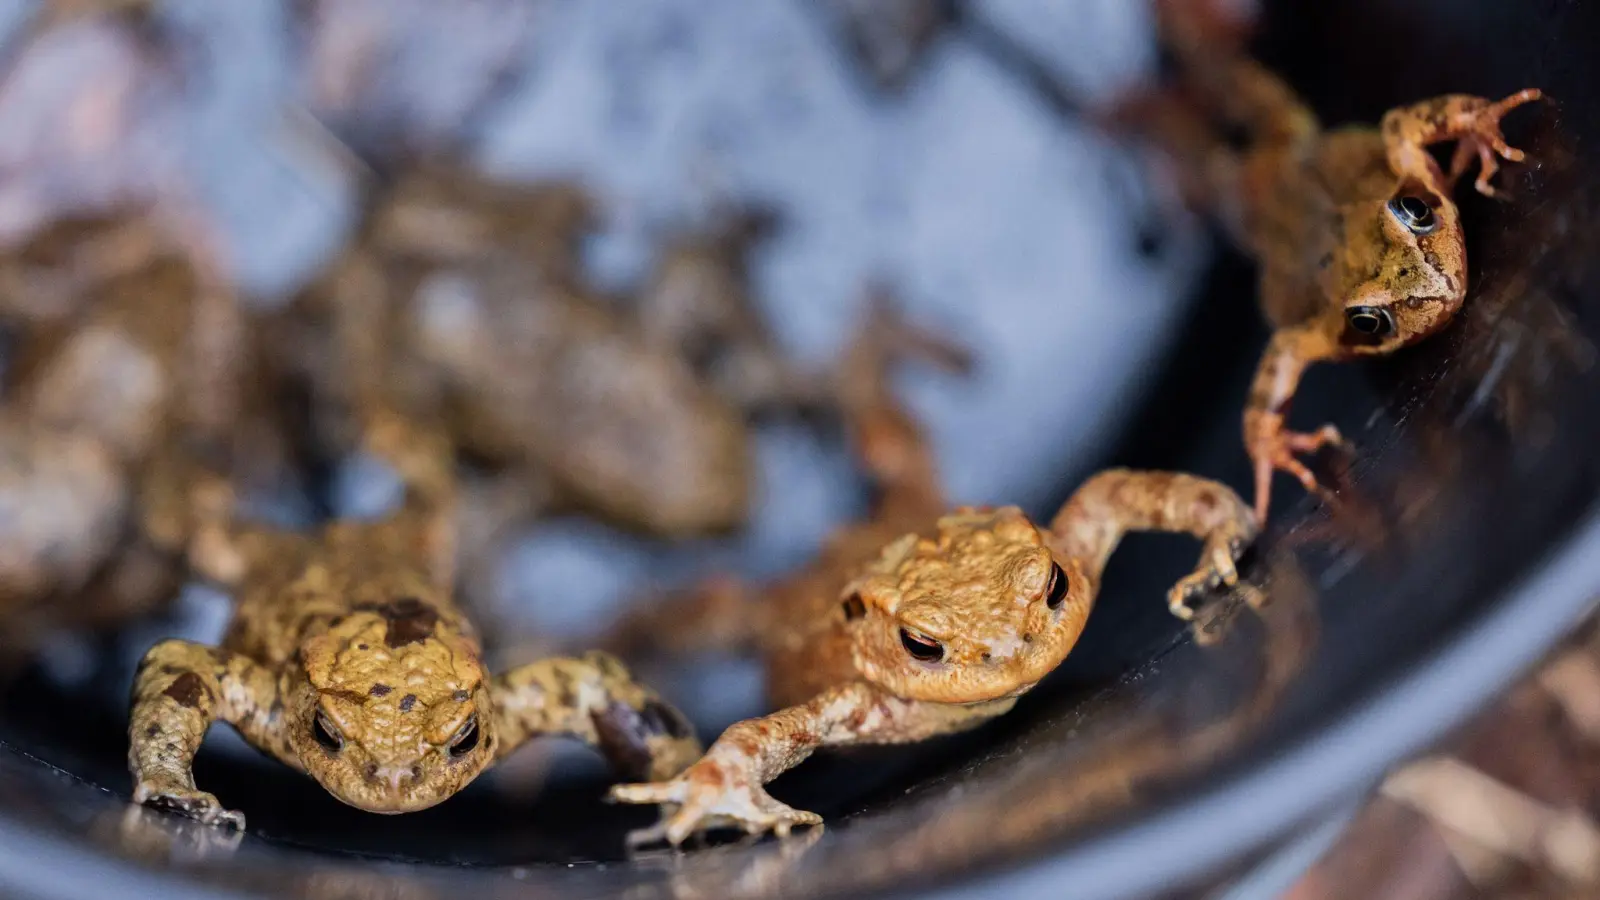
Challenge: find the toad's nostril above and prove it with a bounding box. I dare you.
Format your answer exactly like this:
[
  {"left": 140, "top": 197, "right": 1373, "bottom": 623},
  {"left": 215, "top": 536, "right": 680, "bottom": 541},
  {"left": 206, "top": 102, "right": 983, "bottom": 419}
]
[
  {"left": 410, "top": 765, "right": 423, "bottom": 782},
  {"left": 371, "top": 766, "right": 409, "bottom": 790},
  {"left": 364, "top": 763, "right": 378, "bottom": 782}
]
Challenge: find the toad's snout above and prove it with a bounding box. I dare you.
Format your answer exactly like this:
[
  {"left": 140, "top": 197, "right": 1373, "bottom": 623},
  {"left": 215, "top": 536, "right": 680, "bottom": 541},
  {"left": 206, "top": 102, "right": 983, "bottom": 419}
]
[{"left": 322, "top": 760, "right": 451, "bottom": 814}]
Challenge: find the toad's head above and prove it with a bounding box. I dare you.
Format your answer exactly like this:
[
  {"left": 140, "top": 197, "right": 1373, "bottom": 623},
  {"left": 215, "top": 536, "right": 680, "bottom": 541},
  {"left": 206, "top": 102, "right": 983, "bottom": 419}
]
[
  {"left": 843, "top": 507, "right": 1093, "bottom": 704},
  {"left": 288, "top": 596, "right": 495, "bottom": 814}
]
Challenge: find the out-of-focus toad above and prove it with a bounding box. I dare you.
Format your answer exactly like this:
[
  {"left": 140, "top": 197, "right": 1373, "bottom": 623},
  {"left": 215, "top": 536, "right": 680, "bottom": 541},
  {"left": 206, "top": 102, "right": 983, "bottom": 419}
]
[
  {"left": 284, "top": 167, "right": 780, "bottom": 541},
  {"left": 0, "top": 214, "right": 268, "bottom": 636}
]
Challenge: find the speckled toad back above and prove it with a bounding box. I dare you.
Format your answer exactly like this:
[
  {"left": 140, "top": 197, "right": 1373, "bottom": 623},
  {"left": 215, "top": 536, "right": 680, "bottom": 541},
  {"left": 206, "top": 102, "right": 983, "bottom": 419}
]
[
  {"left": 603, "top": 295, "right": 1259, "bottom": 845},
  {"left": 125, "top": 411, "right": 701, "bottom": 829}
]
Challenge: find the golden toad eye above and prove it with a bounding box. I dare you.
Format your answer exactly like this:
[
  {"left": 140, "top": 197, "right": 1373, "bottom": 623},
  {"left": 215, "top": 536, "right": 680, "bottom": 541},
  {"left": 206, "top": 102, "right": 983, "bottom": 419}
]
[
  {"left": 1045, "top": 562, "right": 1069, "bottom": 610},
  {"left": 1388, "top": 195, "right": 1438, "bottom": 234},
  {"left": 312, "top": 712, "right": 344, "bottom": 752},
  {"left": 1345, "top": 305, "right": 1395, "bottom": 336},
  {"left": 449, "top": 715, "right": 479, "bottom": 757},
  {"left": 899, "top": 628, "right": 944, "bottom": 662}
]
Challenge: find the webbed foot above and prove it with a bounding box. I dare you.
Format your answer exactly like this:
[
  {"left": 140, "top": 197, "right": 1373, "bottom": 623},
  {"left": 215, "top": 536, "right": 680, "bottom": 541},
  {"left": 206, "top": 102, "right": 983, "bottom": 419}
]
[
  {"left": 1248, "top": 422, "right": 1347, "bottom": 523},
  {"left": 1447, "top": 88, "right": 1544, "bottom": 198},
  {"left": 610, "top": 760, "right": 823, "bottom": 848},
  {"left": 1168, "top": 527, "right": 1256, "bottom": 621},
  {"left": 134, "top": 781, "right": 245, "bottom": 831}
]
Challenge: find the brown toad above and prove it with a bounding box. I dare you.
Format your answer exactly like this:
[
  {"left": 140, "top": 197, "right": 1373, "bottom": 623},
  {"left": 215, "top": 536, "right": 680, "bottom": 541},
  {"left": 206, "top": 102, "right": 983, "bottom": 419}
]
[
  {"left": 0, "top": 213, "right": 256, "bottom": 632},
  {"left": 634, "top": 203, "right": 818, "bottom": 417},
  {"left": 282, "top": 166, "right": 758, "bottom": 540},
  {"left": 605, "top": 297, "right": 1258, "bottom": 844},
  {"left": 126, "top": 411, "right": 702, "bottom": 828},
  {"left": 1112, "top": 0, "right": 1542, "bottom": 521}
]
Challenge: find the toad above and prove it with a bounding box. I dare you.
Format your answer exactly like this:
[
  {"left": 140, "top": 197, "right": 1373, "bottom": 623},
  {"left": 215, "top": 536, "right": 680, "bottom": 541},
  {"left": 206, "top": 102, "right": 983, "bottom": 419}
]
[
  {"left": 634, "top": 203, "right": 819, "bottom": 418},
  {"left": 1113, "top": 0, "right": 1542, "bottom": 520},
  {"left": 126, "top": 410, "right": 702, "bottom": 829},
  {"left": 0, "top": 213, "right": 256, "bottom": 631},
  {"left": 283, "top": 167, "right": 758, "bottom": 541},
  {"left": 605, "top": 296, "right": 1258, "bottom": 844}
]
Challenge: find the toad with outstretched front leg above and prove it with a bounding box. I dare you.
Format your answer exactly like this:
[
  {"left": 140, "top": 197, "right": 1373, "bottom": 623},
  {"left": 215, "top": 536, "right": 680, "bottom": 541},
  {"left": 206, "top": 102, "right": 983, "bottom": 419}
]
[
  {"left": 1114, "top": 0, "right": 1543, "bottom": 521},
  {"left": 605, "top": 296, "right": 1258, "bottom": 845},
  {"left": 127, "top": 411, "right": 701, "bottom": 829}
]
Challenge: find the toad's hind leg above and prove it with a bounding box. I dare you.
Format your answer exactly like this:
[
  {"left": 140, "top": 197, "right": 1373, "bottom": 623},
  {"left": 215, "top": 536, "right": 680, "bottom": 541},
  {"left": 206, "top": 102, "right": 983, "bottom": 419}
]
[
  {"left": 834, "top": 286, "right": 970, "bottom": 521},
  {"left": 358, "top": 406, "right": 459, "bottom": 588},
  {"left": 181, "top": 469, "right": 301, "bottom": 588},
  {"left": 1153, "top": 0, "right": 1318, "bottom": 150},
  {"left": 128, "top": 640, "right": 289, "bottom": 829},
  {"left": 602, "top": 573, "right": 769, "bottom": 660},
  {"left": 490, "top": 651, "right": 702, "bottom": 782},
  {"left": 1104, "top": 1, "right": 1312, "bottom": 244}
]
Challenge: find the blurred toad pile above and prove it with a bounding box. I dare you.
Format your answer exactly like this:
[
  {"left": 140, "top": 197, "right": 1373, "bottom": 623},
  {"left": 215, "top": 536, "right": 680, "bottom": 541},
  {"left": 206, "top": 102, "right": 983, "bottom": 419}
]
[
  {"left": 0, "top": 1, "right": 827, "bottom": 666},
  {"left": 0, "top": 1, "right": 1201, "bottom": 724}
]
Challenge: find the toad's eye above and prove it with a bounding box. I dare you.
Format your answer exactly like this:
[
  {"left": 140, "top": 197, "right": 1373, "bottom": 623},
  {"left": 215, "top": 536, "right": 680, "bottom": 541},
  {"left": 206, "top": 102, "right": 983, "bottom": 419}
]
[
  {"left": 841, "top": 592, "right": 866, "bottom": 621},
  {"left": 1388, "top": 195, "right": 1437, "bottom": 234},
  {"left": 449, "top": 715, "right": 479, "bottom": 757},
  {"left": 1045, "top": 561, "right": 1069, "bottom": 610},
  {"left": 312, "top": 712, "right": 344, "bottom": 752},
  {"left": 1346, "top": 305, "right": 1395, "bottom": 336},
  {"left": 899, "top": 628, "right": 944, "bottom": 662}
]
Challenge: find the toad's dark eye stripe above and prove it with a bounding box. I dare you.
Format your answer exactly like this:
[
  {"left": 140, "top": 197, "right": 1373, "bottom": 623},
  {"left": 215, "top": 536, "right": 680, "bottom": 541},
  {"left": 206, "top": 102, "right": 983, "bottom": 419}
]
[
  {"left": 900, "top": 628, "right": 944, "bottom": 662},
  {"left": 841, "top": 592, "right": 866, "bottom": 620},
  {"left": 1046, "top": 561, "right": 1069, "bottom": 610},
  {"left": 449, "top": 715, "right": 479, "bottom": 757},
  {"left": 313, "top": 712, "right": 344, "bottom": 752},
  {"left": 1388, "top": 195, "right": 1437, "bottom": 234}
]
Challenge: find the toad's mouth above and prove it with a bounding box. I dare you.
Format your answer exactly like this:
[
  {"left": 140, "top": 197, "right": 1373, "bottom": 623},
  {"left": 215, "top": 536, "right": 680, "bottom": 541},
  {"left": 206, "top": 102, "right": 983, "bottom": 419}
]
[
  {"left": 311, "top": 768, "right": 476, "bottom": 816},
  {"left": 325, "top": 788, "right": 452, "bottom": 816}
]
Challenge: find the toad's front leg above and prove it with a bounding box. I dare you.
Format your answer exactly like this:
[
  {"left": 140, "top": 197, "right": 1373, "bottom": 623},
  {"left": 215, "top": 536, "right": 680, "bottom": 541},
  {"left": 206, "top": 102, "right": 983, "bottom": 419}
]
[
  {"left": 1050, "top": 468, "right": 1258, "bottom": 620},
  {"left": 1381, "top": 89, "right": 1543, "bottom": 197},
  {"left": 609, "top": 683, "right": 891, "bottom": 847},
  {"left": 491, "top": 651, "right": 702, "bottom": 782},
  {"left": 128, "top": 640, "right": 287, "bottom": 830},
  {"left": 1242, "top": 320, "right": 1346, "bottom": 522}
]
